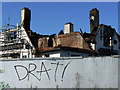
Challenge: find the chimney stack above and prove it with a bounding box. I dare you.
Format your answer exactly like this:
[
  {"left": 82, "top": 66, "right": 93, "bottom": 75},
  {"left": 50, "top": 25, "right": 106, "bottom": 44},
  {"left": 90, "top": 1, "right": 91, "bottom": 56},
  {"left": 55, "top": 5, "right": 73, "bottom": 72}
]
[
  {"left": 21, "top": 7, "right": 31, "bottom": 30},
  {"left": 90, "top": 8, "right": 99, "bottom": 33},
  {"left": 64, "top": 22, "right": 73, "bottom": 34}
]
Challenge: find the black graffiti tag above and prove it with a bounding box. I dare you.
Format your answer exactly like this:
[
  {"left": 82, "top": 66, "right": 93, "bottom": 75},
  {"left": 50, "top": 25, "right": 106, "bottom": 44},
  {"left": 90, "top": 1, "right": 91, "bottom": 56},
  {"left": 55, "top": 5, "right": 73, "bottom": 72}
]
[
  {"left": 36, "top": 62, "right": 51, "bottom": 80},
  {"left": 61, "top": 61, "right": 71, "bottom": 81},
  {"left": 14, "top": 65, "right": 28, "bottom": 81},
  {"left": 51, "top": 62, "right": 63, "bottom": 82},
  {"left": 28, "top": 63, "right": 40, "bottom": 81},
  {"left": 14, "top": 62, "right": 51, "bottom": 81},
  {"left": 14, "top": 61, "right": 71, "bottom": 81}
]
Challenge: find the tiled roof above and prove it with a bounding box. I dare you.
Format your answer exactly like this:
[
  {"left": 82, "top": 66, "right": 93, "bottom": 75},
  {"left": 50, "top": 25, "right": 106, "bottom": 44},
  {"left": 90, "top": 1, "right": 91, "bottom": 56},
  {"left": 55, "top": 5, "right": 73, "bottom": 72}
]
[{"left": 38, "top": 45, "right": 99, "bottom": 55}]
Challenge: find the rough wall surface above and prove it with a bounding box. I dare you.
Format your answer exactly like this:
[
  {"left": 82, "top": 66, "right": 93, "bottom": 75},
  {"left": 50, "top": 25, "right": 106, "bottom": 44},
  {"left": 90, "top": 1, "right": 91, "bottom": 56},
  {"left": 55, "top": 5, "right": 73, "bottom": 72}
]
[
  {"left": 53, "top": 32, "right": 90, "bottom": 50},
  {"left": 38, "top": 38, "right": 48, "bottom": 49},
  {"left": 0, "top": 56, "right": 119, "bottom": 88}
]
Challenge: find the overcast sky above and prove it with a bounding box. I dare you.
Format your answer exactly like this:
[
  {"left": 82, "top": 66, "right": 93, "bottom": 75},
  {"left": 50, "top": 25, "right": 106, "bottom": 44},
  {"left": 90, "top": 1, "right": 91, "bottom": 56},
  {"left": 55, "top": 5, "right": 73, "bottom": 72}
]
[{"left": 2, "top": 2, "right": 118, "bottom": 35}]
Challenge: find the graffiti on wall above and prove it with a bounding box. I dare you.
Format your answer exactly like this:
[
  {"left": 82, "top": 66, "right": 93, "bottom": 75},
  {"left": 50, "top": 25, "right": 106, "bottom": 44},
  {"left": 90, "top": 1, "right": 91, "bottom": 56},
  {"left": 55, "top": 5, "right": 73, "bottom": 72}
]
[{"left": 14, "top": 61, "right": 71, "bottom": 82}]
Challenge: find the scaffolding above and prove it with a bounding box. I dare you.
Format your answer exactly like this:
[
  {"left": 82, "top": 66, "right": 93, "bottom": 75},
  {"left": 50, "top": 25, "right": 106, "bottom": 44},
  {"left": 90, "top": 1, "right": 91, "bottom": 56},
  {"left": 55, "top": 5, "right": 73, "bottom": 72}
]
[{"left": 0, "top": 23, "right": 32, "bottom": 58}]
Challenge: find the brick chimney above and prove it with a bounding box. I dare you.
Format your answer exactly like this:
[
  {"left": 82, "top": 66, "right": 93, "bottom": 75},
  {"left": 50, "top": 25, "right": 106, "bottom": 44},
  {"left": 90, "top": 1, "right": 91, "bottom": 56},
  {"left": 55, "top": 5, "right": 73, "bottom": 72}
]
[
  {"left": 90, "top": 8, "right": 99, "bottom": 33},
  {"left": 21, "top": 7, "right": 31, "bottom": 30}
]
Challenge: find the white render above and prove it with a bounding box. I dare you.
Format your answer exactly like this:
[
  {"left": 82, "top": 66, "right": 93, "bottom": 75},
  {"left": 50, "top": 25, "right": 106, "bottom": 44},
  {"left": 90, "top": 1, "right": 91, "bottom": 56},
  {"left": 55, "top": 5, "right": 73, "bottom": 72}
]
[
  {"left": 60, "top": 50, "right": 89, "bottom": 57},
  {"left": 0, "top": 56, "right": 118, "bottom": 88},
  {"left": 64, "top": 23, "right": 73, "bottom": 34},
  {"left": 93, "top": 25, "right": 119, "bottom": 53},
  {"left": 49, "top": 53, "right": 60, "bottom": 57},
  {"left": 40, "top": 49, "right": 92, "bottom": 58}
]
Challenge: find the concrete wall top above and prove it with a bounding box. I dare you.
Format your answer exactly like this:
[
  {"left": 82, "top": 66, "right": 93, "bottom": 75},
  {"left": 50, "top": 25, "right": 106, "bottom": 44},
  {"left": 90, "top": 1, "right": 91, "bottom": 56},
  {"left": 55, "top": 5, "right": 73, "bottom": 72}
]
[{"left": 0, "top": 55, "right": 119, "bottom": 61}]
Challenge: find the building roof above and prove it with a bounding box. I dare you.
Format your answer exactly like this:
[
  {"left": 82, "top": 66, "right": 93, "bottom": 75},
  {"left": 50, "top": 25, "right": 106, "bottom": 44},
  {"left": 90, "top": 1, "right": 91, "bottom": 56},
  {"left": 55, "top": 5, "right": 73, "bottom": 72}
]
[
  {"left": 84, "top": 24, "right": 120, "bottom": 43},
  {"left": 38, "top": 45, "right": 99, "bottom": 55},
  {"left": 24, "top": 28, "right": 51, "bottom": 49},
  {"left": 90, "top": 24, "right": 103, "bottom": 42}
]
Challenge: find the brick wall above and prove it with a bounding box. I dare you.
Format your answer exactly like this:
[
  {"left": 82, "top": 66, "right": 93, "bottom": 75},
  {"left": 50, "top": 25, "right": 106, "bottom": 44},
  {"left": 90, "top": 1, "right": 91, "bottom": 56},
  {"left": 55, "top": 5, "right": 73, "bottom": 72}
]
[
  {"left": 53, "top": 32, "right": 90, "bottom": 50},
  {"left": 38, "top": 37, "right": 48, "bottom": 50}
]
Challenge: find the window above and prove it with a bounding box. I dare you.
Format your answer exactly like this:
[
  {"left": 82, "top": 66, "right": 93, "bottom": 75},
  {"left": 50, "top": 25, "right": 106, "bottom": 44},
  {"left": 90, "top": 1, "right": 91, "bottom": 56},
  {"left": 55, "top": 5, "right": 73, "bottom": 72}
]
[
  {"left": 100, "top": 29, "right": 102, "bottom": 40},
  {"left": 91, "top": 16, "right": 94, "bottom": 20},
  {"left": 10, "top": 32, "right": 14, "bottom": 40},
  {"left": 71, "top": 54, "right": 80, "bottom": 57},
  {"left": 45, "top": 54, "right": 49, "bottom": 57},
  {"left": 48, "top": 38, "right": 53, "bottom": 47},
  {"left": 104, "top": 36, "right": 112, "bottom": 46},
  {"left": 10, "top": 31, "right": 17, "bottom": 40},
  {"left": 14, "top": 32, "right": 17, "bottom": 39},
  {"left": 114, "top": 40, "right": 117, "bottom": 44},
  {"left": 42, "top": 54, "right": 49, "bottom": 57},
  {"left": 23, "top": 55, "right": 27, "bottom": 58},
  {"left": 26, "top": 44, "right": 31, "bottom": 49}
]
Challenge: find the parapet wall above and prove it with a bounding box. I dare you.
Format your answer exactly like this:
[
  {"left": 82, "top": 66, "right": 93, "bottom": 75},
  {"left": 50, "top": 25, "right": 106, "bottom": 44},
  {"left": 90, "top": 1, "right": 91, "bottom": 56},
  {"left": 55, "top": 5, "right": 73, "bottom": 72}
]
[{"left": 0, "top": 56, "right": 119, "bottom": 88}]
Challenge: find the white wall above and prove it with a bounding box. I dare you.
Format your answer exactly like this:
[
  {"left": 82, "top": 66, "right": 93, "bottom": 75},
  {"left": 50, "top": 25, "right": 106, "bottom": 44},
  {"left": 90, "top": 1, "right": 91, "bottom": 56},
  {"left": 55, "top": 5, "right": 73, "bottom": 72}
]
[
  {"left": 95, "top": 25, "right": 119, "bottom": 52},
  {"left": 40, "top": 51, "right": 60, "bottom": 58},
  {"left": 0, "top": 56, "right": 119, "bottom": 88},
  {"left": 95, "top": 26, "right": 104, "bottom": 51},
  {"left": 61, "top": 50, "right": 89, "bottom": 57},
  {"left": 40, "top": 50, "right": 90, "bottom": 58},
  {"left": 112, "top": 32, "right": 119, "bottom": 51},
  {"left": 49, "top": 53, "right": 60, "bottom": 57}
]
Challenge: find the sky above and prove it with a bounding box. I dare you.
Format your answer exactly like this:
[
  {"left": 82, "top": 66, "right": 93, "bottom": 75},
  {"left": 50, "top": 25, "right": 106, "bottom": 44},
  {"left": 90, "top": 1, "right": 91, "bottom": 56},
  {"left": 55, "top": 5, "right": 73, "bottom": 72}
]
[{"left": 2, "top": 2, "right": 118, "bottom": 35}]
